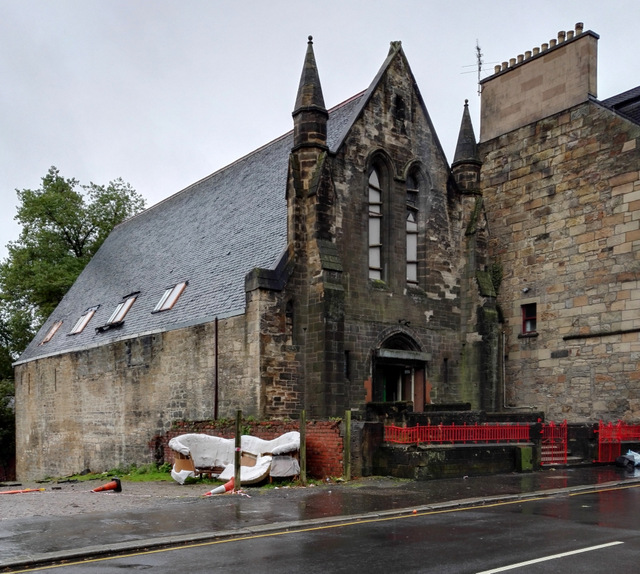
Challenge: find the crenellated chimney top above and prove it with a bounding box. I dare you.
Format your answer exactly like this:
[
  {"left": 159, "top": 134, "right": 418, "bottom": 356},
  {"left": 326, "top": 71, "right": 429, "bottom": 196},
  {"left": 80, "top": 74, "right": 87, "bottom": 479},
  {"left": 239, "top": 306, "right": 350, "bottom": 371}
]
[
  {"left": 479, "top": 23, "right": 598, "bottom": 142},
  {"left": 485, "top": 23, "right": 587, "bottom": 76}
]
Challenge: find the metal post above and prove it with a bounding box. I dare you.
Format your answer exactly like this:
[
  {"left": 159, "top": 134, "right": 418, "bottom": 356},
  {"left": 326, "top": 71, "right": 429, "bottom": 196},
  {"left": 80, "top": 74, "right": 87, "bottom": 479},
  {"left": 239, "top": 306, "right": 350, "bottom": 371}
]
[
  {"left": 344, "top": 410, "right": 351, "bottom": 481},
  {"left": 300, "top": 410, "right": 307, "bottom": 486},
  {"left": 234, "top": 409, "right": 241, "bottom": 492}
]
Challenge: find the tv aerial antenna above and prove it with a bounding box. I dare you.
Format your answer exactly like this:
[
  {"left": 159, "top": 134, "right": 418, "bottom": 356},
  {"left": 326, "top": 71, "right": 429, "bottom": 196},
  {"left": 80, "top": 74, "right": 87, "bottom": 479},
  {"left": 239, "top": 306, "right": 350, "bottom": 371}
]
[{"left": 461, "top": 40, "right": 496, "bottom": 95}]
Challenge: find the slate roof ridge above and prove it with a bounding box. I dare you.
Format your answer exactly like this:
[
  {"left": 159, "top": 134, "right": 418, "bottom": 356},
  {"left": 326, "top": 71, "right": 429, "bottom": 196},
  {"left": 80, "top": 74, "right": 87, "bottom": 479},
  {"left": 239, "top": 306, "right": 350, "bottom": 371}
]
[{"left": 119, "top": 92, "right": 369, "bottom": 231}]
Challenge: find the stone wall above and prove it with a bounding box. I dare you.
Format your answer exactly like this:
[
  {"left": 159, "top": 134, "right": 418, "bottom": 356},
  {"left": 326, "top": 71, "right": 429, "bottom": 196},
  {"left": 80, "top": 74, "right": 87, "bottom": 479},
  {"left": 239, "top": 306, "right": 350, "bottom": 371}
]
[
  {"left": 14, "top": 315, "right": 258, "bottom": 480},
  {"left": 481, "top": 100, "right": 640, "bottom": 422},
  {"left": 373, "top": 443, "right": 530, "bottom": 479}
]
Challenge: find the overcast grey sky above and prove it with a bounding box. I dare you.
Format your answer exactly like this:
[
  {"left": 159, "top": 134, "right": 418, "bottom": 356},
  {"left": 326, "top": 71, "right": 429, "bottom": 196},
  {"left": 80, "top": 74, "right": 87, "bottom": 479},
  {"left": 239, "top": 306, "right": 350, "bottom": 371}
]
[{"left": 2, "top": 1, "right": 639, "bottom": 261}]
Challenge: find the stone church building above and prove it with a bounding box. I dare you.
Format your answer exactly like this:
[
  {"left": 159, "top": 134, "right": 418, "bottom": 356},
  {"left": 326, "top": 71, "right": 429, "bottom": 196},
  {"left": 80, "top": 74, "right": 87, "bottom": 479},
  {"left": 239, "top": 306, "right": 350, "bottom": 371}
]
[{"left": 14, "top": 24, "right": 640, "bottom": 479}]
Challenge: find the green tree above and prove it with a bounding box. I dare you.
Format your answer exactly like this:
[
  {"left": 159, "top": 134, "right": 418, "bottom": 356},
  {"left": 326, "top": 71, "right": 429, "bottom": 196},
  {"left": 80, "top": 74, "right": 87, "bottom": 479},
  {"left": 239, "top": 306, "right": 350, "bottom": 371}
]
[
  {"left": 0, "top": 378, "right": 15, "bottom": 479},
  {"left": 0, "top": 166, "right": 146, "bottom": 355},
  {"left": 0, "top": 315, "right": 14, "bottom": 381}
]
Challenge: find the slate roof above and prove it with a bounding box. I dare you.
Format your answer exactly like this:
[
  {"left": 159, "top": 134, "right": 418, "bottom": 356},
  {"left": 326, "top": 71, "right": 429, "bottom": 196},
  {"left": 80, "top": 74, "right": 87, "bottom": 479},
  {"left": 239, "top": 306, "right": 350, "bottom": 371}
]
[
  {"left": 600, "top": 86, "right": 640, "bottom": 125},
  {"left": 17, "top": 93, "right": 365, "bottom": 364}
]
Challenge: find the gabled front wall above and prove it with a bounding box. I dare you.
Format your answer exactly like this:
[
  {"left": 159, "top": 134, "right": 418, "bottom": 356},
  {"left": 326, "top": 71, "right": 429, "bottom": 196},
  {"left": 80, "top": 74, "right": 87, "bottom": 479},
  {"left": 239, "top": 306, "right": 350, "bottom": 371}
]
[
  {"left": 482, "top": 101, "right": 640, "bottom": 421},
  {"left": 327, "top": 52, "right": 486, "bottom": 411},
  {"left": 15, "top": 315, "right": 258, "bottom": 480},
  {"left": 256, "top": 50, "right": 492, "bottom": 420}
]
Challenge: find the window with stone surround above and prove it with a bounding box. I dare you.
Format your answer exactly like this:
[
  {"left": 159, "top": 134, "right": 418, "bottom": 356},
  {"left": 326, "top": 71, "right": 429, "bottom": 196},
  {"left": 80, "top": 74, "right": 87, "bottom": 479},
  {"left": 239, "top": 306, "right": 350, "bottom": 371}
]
[
  {"left": 406, "top": 173, "right": 419, "bottom": 283},
  {"left": 285, "top": 300, "right": 294, "bottom": 345},
  {"left": 368, "top": 168, "right": 383, "bottom": 280},
  {"left": 521, "top": 303, "right": 537, "bottom": 334},
  {"left": 153, "top": 281, "right": 187, "bottom": 313},
  {"left": 69, "top": 306, "right": 99, "bottom": 335}
]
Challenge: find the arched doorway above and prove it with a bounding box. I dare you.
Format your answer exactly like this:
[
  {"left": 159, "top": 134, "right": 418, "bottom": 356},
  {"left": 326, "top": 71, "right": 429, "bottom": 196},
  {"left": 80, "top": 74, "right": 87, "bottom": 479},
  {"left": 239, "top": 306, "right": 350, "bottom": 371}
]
[{"left": 372, "top": 333, "right": 430, "bottom": 411}]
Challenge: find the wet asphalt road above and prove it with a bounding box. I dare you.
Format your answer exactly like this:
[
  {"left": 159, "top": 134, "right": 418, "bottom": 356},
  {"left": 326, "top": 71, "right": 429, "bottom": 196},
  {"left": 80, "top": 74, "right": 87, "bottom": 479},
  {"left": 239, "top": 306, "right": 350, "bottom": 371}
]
[
  {"left": 1, "top": 465, "right": 639, "bottom": 571},
  {"left": 12, "top": 484, "right": 640, "bottom": 573}
]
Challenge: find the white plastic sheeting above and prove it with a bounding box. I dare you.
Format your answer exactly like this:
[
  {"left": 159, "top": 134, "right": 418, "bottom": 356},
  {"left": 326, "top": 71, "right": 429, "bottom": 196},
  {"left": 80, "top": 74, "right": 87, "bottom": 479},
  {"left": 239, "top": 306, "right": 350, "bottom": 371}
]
[{"left": 169, "top": 431, "right": 300, "bottom": 485}]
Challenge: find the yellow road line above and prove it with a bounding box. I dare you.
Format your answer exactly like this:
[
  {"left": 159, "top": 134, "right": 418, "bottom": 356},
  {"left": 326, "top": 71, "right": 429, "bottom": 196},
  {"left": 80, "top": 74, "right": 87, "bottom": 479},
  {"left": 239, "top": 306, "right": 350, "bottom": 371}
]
[{"left": 5, "top": 484, "right": 640, "bottom": 573}]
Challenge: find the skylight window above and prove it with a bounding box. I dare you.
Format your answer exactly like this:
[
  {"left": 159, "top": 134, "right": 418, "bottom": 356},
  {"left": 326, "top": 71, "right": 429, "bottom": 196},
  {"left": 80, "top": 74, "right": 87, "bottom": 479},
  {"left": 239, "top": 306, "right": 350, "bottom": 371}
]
[
  {"left": 107, "top": 295, "right": 137, "bottom": 325},
  {"left": 69, "top": 306, "right": 99, "bottom": 335},
  {"left": 153, "top": 282, "right": 187, "bottom": 312},
  {"left": 40, "top": 320, "right": 63, "bottom": 344}
]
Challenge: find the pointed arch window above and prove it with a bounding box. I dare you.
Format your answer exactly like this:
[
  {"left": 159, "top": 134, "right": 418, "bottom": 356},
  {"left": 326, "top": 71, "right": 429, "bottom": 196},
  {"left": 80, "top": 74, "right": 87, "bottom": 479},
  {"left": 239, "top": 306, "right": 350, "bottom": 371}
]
[
  {"left": 368, "top": 168, "right": 383, "bottom": 280},
  {"left": 406, "top": 174, "right": 419, "bottom": 283}
]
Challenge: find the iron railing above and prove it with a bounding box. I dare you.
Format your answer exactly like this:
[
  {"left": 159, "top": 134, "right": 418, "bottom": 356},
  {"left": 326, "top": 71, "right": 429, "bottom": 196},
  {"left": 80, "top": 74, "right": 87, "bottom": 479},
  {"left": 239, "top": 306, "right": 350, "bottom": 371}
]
[
  {"left": 384, "top": 422, "right": 531, "bottom": 445},
  {"left": 596, "top": 420, "right": 640, "bottom": 463},
  {"left": 540, "top": 420, "right": 567, "bottom": 465}
]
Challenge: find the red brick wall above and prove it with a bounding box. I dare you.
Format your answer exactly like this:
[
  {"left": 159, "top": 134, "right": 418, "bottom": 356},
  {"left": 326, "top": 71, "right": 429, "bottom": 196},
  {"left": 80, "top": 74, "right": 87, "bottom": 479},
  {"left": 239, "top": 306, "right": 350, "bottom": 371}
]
[{"left": 153, "top": 419, "right": 343, "bottom": 479}]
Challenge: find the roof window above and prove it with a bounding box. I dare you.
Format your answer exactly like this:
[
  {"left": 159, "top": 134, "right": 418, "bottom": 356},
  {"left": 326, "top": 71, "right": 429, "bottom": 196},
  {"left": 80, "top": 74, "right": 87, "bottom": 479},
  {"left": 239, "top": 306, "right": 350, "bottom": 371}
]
[
  {"left": 153, "top": 281, "right": 187, "bottom": 313},
  {"left": 107, "top": 295, "right": 137, "bottom": 325},
  {"left": 40, "top": 320, "right": 63, "bottom": 344},
  {"left": 96, "top": 293, "right": 138, "bottom": 332},
  {"left": 69, "top": 306, "right": 99, "bottom": 335}
]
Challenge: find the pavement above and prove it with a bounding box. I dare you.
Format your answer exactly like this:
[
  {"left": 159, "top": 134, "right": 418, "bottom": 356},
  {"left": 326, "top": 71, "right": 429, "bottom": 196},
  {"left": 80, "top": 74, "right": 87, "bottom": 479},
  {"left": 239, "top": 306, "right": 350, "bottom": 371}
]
[{"left": 1, "top": 464, "right": 640, "bottom": 571}]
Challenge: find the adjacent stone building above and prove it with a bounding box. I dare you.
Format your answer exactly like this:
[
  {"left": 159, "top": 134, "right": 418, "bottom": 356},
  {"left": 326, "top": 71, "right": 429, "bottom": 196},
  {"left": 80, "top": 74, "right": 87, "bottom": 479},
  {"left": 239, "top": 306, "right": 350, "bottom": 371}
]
[
  {"left": 14, "top": 24, "right": 640, "bottom": 479},
  {"left": 479, "top": 24, "right": 640, "bottom": 422}
]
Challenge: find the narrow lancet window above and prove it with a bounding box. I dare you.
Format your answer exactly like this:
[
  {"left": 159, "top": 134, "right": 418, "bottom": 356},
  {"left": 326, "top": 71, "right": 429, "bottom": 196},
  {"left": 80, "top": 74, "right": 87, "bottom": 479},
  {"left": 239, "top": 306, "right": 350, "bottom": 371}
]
[
  {"left": 368, "top": 169, "right": 383, "bottom": 280},
  {"left": 406, "top": 174, "right": 419, "bottom": 283}
]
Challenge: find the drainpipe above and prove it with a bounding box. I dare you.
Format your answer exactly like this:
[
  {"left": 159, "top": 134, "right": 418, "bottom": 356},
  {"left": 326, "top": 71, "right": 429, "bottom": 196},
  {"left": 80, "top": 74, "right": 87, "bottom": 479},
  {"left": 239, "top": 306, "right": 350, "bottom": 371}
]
[{"left": 214, "top": 316, "right": 219, "bottom": 420}]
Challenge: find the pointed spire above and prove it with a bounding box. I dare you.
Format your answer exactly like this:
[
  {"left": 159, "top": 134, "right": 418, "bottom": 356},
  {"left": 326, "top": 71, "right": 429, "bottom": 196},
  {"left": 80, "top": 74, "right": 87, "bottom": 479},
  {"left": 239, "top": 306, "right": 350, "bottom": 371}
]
[
  {"left": 293, "top": 36, "right": 327, "bottom": 116},
  {"left": 293, "top": 36, "right": 328, "bottom": 150},
  {"left": 452, "top": 100, "right": 480, "bottom": 167}
]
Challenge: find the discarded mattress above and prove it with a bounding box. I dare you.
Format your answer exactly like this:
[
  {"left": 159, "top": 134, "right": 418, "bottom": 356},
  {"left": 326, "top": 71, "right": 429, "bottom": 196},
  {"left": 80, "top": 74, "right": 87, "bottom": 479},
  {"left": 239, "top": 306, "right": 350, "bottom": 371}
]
[{"left": 169, "top": 431, "right": 300, "bottom": 485}]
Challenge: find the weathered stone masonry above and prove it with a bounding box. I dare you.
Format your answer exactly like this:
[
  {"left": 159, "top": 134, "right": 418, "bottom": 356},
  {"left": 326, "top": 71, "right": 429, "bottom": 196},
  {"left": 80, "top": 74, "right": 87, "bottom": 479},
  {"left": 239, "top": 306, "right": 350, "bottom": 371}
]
[
  {"left": 15, "top": 317, "right": 258, "bottom": 478},
  {"left": 482, "top": 100, "right": 640, "bottom": 421}
]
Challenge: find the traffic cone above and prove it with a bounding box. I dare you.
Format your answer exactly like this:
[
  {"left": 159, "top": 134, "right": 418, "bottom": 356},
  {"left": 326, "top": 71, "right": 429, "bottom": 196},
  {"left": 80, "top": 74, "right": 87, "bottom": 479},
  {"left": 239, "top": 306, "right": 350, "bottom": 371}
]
[
  {"left": 91, "top": 477, "right": 122, "bottom": 493},
  {"left": 203, "top": 477, "right": 234, "bottom": 496}
]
